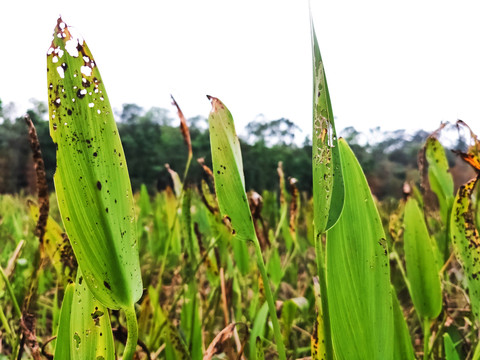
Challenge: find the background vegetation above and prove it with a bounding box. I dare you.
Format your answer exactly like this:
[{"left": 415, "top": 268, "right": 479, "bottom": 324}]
[{"left": 1, "top": 98, "right": 471, "bottom": 200}]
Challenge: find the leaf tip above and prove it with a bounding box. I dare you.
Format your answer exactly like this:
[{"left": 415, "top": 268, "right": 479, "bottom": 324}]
[{"left": 206, "top": 95, "right": 224, "bottom": 113}]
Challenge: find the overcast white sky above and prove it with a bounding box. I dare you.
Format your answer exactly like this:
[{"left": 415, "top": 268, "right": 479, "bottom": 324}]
[{"left": 1, "top": 0, "right": 480, "bottom": 139}]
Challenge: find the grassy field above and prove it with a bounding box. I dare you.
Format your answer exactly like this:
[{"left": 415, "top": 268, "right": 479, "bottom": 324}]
[{"left": 1, "top": 15, "right": 480, "bottom": 360}]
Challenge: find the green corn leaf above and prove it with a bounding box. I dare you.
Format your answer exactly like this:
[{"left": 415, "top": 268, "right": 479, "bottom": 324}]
[
  {"left": 326, "top": 139, "right": 393, "bottom": 360},
  {"left": 47, "top": 18, "right": 142, "bottom": 309},
  {"left": 311, "top": 19, "right": 344, "bottom": 234},
  {"left": 53, "top": 283, "right": 75, "bottom": 359},
  {"left": 425, "top": 137, "right": 454, "bottom": 225},
  {"left": 443, "top": 333, "right": 460, "bottom": 360},
  {"left": 403, "top": 198, "right": 442, "bottom": 319},
  {"left": 392, "top": 287, "right": 415, "bottom": 360},
  {"left": 451, "top": 177, "right": 480, "bottom": 320},
  {"left": 207, "top": 96, "right": 256, "bottom": 242},
  {"left": 71, "top": 268, "right": 115, "bottom": 360}
]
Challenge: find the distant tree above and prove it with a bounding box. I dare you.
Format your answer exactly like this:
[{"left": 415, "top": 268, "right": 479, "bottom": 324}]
[{"left": 245, "top": 117, "right": 301, "bottom": 146}]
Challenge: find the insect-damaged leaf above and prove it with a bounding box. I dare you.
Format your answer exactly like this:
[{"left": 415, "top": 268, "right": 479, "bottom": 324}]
[
  {"left": 326, "top": 139, "right": 393, "bottom": 360},
  {"left": 47, "top": 18, "right": 142, "bottom": 309},
  {"left": 311, "top": 19, "right": 344, "bottom": 234},
  {"left": 207, "top": 96, "right": 256, "bottom": 242},
  {"left": 403, "top": 198, "right": 442, "bottom": 320},
  {"left": 70, "top": 268, "right": 115, "bottom": 360},
  {"left": 450, "top": 176, "right": 480, "bottom": 320}
]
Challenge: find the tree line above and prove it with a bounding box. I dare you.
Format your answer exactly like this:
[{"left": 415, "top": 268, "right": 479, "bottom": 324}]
[{"left": 0, "top": 98, "right": 452, "bottom": 199}]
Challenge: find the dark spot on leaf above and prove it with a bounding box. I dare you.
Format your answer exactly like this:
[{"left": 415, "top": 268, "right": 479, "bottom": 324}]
[
  {"left": 79, "top": 276, "right": 83, "bottom": 284},
  {"left": 97, "top": 181, "right": 102, "bottom": 190},
  {"left": 93, "top": 152, "right": 97, "bottom": 157},
  {"left": 103, "top": 281, "right": 111, "bottom": 290}
]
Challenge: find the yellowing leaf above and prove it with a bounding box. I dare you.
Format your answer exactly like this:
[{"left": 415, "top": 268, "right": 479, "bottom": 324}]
[{"left": 451, "top": 177, "right": 480, "bottom": 320}]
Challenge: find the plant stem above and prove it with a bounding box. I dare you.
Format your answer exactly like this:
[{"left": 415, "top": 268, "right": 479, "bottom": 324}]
[
  {"left": 123, "top": 303, "right": 138, "bottom": 360},
  {"left": 0, "top": 266, "right": 22, "bottom": 318},
  {"left": 315, "top": 232, "right": 334, "bottom": 360},
  {"left": 423, "top": 317, "right": 431, "bottom": 360},
  {"left": 252, "top": 235, "right": 287, "bottom": 360},
  {"left": 0, "top": 305, "right": 12, "bottom": 336}
]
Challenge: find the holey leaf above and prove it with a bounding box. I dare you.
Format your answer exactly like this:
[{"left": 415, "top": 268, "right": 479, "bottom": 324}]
[
  {"left": 71, "top": 268, "right": 115, "bottom": 360},
  {"left": 207, "top": 96, "right": 256, "bottom": 242},
  {"left": 327, "top": 139, "right": 393, "bottom": 360},
  {"left": 451, "top": 176, "right": 480, "bottom": 320},
  {"left": 311, "top": 19, "right": 344, "bottom": 234},
  {"left": 47, "top": 18, "right": 142, "bottom": 309}
]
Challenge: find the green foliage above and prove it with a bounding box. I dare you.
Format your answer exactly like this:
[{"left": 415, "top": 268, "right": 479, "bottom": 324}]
[
  {"left": 326, "top": 139, "right": 393, "bottom": 360},
  {"left": 425, "top": 137, "right": 454, "bottom": 225},
  {"left": 4, "top": 10, "right": 480, "bottom": 360},
  {"left": 450, "top": 177, "right": 480, "bottom": 320},
  {"left": 443, "top": 333, "right": 461, "bottom": 360},
  {"left": 207, "top": 96, "right": 255, "bottom": 242},
  {"left": 392, "top": 287, "right": 415, "bottom": 360},
  {"left": 403, "top": 198, "right": 442, "bottom": 320},
  {"left": 47, "top": 18, "right": 142, "bottom": 310},
  {"left": 311, "top": 19, "right": 344, "bottom": 234},
  {"left": 53, "top": 283, "right": 74, "bottom": 359},
  {"left": 70, "top": 269, "right": 115, "bottom": 360}
]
